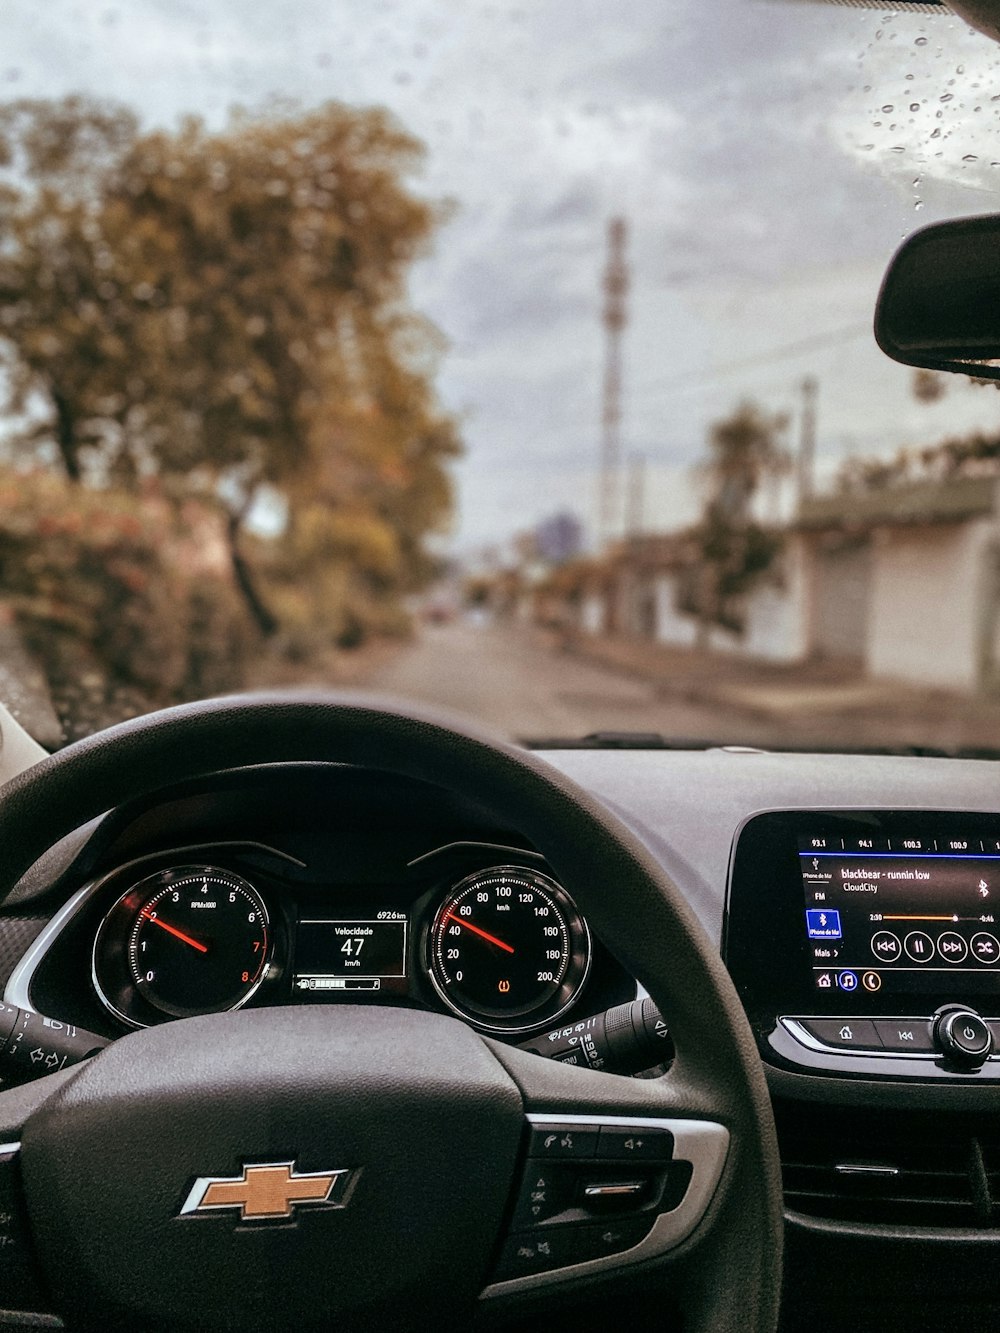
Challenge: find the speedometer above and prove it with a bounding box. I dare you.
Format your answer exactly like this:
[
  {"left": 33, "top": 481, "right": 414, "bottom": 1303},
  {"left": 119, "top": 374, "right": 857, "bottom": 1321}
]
[{"left": 428, "top": 865, "right": 591, "bottom": 1034}]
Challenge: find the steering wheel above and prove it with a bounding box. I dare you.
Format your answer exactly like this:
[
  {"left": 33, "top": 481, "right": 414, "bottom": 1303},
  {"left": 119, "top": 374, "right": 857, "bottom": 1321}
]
[{"left": 0, "top": 694, "right": 782, "bottom": 1332}]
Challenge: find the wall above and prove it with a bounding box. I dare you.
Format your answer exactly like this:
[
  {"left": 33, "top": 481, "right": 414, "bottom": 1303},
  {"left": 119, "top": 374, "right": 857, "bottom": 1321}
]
[
  {"left": 652, "top": 573, "right": 698, "bottom": 648},
  {"left": 738, "top": 539, "right": 811, "bottom": 663},
  {"left": 809, "top": 537, "right": 872, "bottom": 661},
  {"left": 866, "top": 519, "right": 993, "bottom": 692},
  {"left": 649, "top": 553, "right": 809, "bottom": 661},
  {"left": 580, "top": 591, "right": 606, "bottom": 635}
]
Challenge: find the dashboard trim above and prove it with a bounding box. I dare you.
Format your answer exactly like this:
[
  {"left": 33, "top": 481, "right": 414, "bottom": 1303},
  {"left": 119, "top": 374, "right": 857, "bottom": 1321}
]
[{"left": 5, "top": 882, "right": 96, "bottom": 1015}]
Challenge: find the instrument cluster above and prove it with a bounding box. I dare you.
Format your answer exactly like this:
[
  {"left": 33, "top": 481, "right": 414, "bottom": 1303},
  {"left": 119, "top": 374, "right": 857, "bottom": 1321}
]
[{"left": 88, "top": 856, "right": 597, "bottom": 1037}]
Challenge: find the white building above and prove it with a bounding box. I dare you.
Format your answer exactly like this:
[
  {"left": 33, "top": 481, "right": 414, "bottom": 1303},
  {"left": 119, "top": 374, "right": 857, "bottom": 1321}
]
[{"left": 571, "top": 476, "right": 1000, "bottom": 694}]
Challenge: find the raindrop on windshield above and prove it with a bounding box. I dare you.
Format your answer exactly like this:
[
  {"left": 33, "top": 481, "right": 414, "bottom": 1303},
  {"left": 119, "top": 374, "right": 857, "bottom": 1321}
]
[
  {"left": 940, "top": 93, "right": 954, "bottom": 102},
  {"left": 910, "top": 103, "right": 921, "bottom": 112},
  {"left": 882, "top": 104, "right": 894, "bottom": 113},
  {"left": 963, "top": 154, "right": 978, "bottom": 161},
  {"left": 915, "top": 35, "right": 928, "bottom": 45}
]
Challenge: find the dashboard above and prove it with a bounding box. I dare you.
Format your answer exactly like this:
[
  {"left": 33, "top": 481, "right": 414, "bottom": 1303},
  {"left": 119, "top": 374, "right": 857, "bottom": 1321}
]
[
  {"left": 72, "top": 855, "right": 593, "bottom": 1037},
  {"left": 6, "top": 744, "right": 1000, "bottom": 1332},
  {"left": 1, "top": 764, "right": 633, "bottom": 1051}
]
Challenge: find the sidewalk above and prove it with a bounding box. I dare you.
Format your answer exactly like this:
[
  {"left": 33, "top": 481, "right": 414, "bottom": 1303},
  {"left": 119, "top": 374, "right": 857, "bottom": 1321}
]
[{"left": 556, "top": 628, "right": 1000, "bottom": 753}]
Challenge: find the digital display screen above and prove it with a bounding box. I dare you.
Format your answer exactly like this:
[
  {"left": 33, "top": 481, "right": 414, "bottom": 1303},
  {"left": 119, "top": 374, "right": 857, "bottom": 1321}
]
[
  {"left": 799, "top": 833, "right": 1000, "bottom": 996},
  {"left": 294, "top": 917, "right": 407, "bottom": 992}
]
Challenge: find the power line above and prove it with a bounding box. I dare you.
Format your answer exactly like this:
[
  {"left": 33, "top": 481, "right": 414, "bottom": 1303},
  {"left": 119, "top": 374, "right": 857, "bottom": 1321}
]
[{"left": 643, "top": 321, "right": 872, "bottom": 400}]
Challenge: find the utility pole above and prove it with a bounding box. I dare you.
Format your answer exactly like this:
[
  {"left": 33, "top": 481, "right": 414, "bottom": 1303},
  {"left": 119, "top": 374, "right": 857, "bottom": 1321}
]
[
  {"left": 626, "top": 452, "right": 646, "bottom": 538},
  {"left": 796, "top": 375, "right": 818, "bottom": 509},
  {"left": 598, "top": 217, "right": 629, "bottom": 546}
]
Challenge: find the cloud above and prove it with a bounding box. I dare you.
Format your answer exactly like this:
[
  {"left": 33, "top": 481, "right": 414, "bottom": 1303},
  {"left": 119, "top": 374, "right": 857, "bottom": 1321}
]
[{"left": 6, "top": 0, "right": 1000, "bottom": 548}]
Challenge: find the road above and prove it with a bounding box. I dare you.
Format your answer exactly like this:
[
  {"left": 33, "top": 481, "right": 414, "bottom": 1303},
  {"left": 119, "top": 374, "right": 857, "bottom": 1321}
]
[{"left": 365, "top": 618, "right": 762, "bottom": 744}]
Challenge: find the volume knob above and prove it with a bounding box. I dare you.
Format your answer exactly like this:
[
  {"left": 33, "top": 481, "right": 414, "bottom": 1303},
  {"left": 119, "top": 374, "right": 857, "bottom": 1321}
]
[{"left": 934, "top": 1007, "right": 992, "bottom": 1070}]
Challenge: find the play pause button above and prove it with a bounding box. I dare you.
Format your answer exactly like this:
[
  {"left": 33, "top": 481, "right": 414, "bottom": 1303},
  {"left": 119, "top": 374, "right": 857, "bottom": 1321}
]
[{"left": 904, "top": 931, "right": 934, "bottom": 963}]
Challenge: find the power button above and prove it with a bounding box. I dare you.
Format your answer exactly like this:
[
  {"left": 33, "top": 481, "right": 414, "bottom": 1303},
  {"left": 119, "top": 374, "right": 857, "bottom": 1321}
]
[{"left": 934, "top": 1007, "right": 993, "bottom": 1069}]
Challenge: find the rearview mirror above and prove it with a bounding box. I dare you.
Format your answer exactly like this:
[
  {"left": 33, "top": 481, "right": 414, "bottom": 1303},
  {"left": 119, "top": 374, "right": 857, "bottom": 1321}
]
[{"left": 874, "top": 214, "right": 1000, "bottom": 382}]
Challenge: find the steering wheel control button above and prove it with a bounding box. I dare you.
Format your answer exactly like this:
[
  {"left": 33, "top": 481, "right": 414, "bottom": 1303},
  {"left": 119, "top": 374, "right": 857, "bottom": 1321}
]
[
  {"left": 870, "top": 931, "right": 901, "bottom": 963},
  {"left": 797, "top": 1018, "right": 883, "bottom": 1052},
  {"left": 495, "top": 1226, "right": 580, "bottom": 1279},
  {"left": 573, "top": 1217, "right": 654, "bottom": 1262},
  {"left": 512, "top": 1164, "right": 575, "bottom": 1227},
  {"left": 0, "top": 1146, "right": 49, "bottom": 1315},
  {"left": 934, "top": 1009, "right": 993, "bottom": 1069},
  {"left": 528, "top": 1123, "right": 598, "bottom": 1159},
  {"left": 871, "top": 1019, "right": 935, "bottom": 1053},
  {"left": 582, "top": 1180, "right": 646, "bottom": 1203},
  {"left": 597, "top": 1125, "right": 673, "bottom": 1162},
  {"left": 495, "top": 1213, "right": 656, "bottom": 1281}
]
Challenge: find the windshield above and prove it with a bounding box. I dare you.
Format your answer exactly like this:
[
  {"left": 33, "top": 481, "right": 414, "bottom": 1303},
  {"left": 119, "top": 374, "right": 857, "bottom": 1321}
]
[{"left": 2, "top": 1, "right": 1000, "bottom": 752}]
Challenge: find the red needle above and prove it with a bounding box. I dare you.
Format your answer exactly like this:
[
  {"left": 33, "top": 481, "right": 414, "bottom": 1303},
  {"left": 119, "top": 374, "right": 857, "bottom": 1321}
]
[
  {"left": 445, "top": 912, "right": 515, "bottom": 954},
  {"left": 142, "top": 910, "right": 209, "bottom": 954}
]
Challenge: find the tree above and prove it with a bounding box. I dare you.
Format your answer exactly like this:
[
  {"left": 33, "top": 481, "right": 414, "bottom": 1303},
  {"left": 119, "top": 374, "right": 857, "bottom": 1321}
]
[
  {"left": 0, "top": 97, "right": 141, "bottom": 481},
  {"left": 0, "top": 96, "right": 460, "bottom": 639},
  {"left": 681, "top": 400, "right": 788, "bottom": 641}
]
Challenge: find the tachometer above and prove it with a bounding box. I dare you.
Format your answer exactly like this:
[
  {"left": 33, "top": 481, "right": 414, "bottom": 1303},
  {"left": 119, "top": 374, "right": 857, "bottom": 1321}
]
[
  {"left": 93, "top": 865, "right": 270, "bottom": 1025},
  {"left": 428, "top": 865, "right": 590, "bottom": 1034}
]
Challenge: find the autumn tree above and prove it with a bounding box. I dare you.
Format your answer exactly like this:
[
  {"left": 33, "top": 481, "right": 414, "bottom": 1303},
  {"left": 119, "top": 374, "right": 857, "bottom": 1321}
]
[
  {"left": 681, "top": 400, "right": 789, "bottom": 642},
  {"left": 0, "top": 97, "right": 141, "bottom": 481},
  {"left": 0, "top": 95, "right": 460, "bottom": 638}
]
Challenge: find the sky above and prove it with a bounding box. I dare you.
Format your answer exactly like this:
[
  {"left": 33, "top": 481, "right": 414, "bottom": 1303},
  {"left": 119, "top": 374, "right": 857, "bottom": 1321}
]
[{"left": 5, "top": 0, "right": 1000, "bottom": 550}]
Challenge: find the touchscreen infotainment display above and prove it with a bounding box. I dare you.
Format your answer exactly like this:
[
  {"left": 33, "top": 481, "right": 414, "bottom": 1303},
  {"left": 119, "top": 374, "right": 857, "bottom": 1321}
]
[{"left": 799, "top": 832, "right": 1000, "bottom": 995}]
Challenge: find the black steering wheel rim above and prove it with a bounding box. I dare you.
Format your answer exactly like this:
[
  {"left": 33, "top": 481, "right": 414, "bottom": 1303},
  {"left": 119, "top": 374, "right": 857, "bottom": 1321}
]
[{"left": 0, "top": 691, "right": 783, "bottom": 1332}]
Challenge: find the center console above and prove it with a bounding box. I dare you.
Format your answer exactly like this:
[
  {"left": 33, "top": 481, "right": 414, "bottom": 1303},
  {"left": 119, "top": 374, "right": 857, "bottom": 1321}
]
[{"left": 725, "top": 810, "right": 1000, "bottom": 1079}]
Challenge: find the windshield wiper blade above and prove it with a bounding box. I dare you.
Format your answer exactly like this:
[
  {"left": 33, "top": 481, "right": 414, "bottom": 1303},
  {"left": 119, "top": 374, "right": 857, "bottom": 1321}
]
[
  {"left": 523, "top": 734, "right": 1000, "bottom": 759},
  {"left": 523, "top": 731, "right": 719, "bottom": 750}
]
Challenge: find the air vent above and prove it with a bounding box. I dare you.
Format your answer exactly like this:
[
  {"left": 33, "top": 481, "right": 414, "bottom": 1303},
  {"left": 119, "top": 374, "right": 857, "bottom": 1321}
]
[
  {"left": 777, "top": 1107, "right": 992, "bottom": 1228},
  {"left": 972, "top": 1140, "right": 1000, "bottom": 1224}
]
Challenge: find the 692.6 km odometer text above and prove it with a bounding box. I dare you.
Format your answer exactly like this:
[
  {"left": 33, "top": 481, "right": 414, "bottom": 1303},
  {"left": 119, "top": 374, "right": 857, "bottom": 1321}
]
[{"left": 429, "top": 866, "right": 591, "bottom": 1034}]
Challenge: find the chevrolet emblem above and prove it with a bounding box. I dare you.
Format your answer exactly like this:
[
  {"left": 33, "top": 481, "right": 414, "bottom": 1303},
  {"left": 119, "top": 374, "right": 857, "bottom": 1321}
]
[{"left": 180, "top": 1161, "right": 358, "bottom": 1221}]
